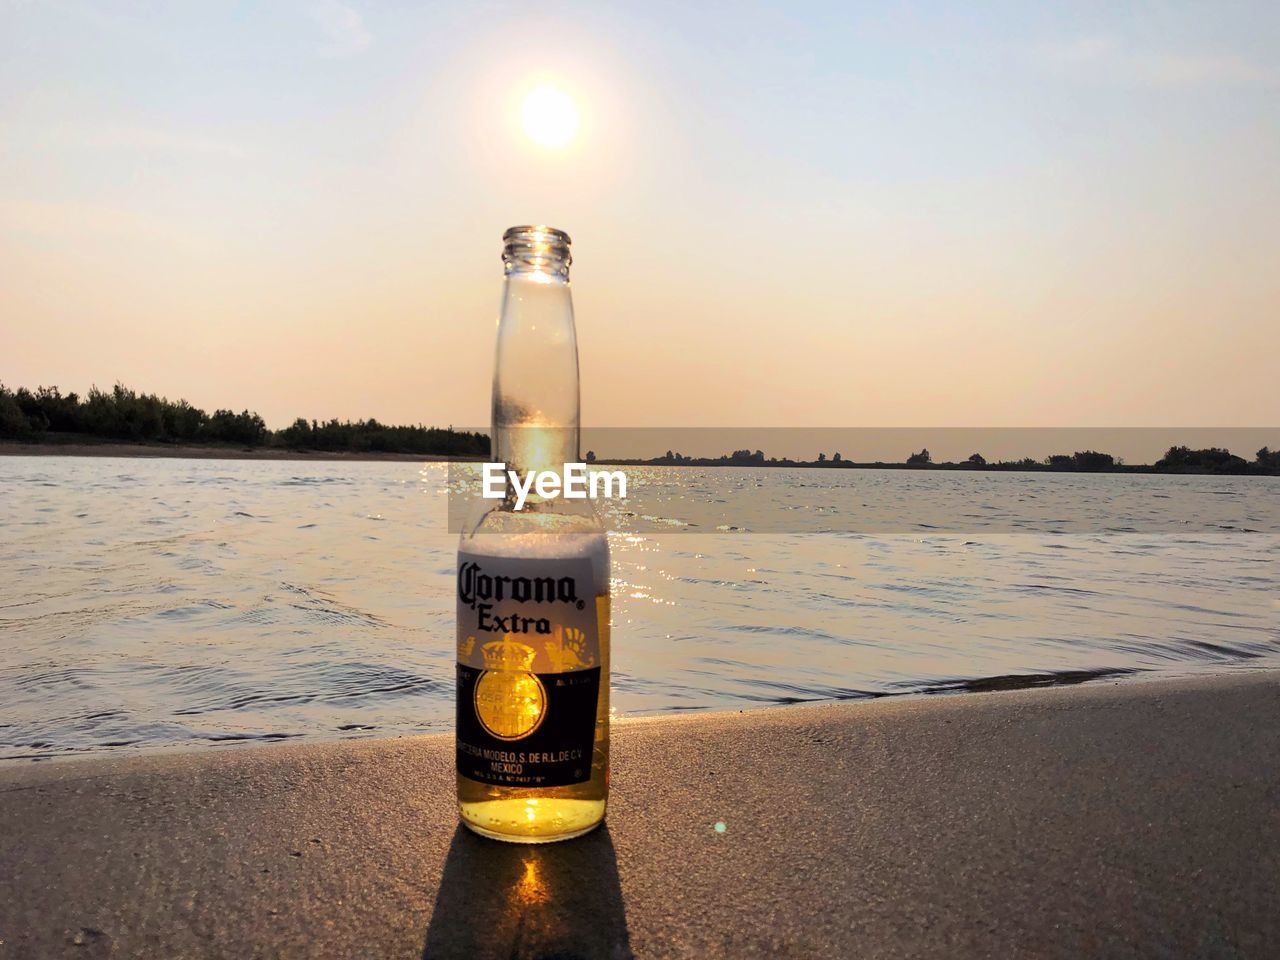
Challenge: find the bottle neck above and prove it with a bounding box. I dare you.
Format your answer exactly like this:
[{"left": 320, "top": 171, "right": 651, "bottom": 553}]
[
  {"left": 502, "top": 225, "right": 571, "bottom": 282},
  {"left": 491, "top": 272, "right": 580, "bottom": 474}
]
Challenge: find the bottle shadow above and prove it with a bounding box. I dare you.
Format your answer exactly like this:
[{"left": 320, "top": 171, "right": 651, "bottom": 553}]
[{"left": 421, "top": 823, "right": 632, "bottom": 960}]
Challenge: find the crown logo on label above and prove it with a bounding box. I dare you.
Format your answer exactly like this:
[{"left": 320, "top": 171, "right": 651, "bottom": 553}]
[{"left": 481, "top": 638, "right": 538, "bottom": 672}]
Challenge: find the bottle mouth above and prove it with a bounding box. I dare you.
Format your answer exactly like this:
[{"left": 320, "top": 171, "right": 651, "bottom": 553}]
[{"left": 502, "top": 225, "right": 571, "bottom": 279}]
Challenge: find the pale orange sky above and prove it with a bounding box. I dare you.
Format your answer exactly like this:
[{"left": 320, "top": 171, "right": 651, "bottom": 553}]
[{"left": 2, "top": 2, "right": 1277, "bottom": 428}]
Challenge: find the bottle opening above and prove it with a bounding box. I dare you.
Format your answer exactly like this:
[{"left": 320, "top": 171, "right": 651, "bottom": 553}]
[{"left": 503, "top": 225, "right": 571, "bottom": 280}]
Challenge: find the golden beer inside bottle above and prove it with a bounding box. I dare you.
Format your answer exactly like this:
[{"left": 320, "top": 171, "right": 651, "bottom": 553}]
[{"left": 458, "top": 594, "right": 610, "bottom": 843}]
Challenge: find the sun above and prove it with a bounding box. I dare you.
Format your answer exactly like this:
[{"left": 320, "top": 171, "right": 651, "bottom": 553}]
[{"left": 520, "top": 85, "right": 580, "bottom": 149}]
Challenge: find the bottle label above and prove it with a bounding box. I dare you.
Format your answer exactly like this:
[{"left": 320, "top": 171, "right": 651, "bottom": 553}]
[{"left": 456, "top": 551, "right": 600, "bottom": 787}]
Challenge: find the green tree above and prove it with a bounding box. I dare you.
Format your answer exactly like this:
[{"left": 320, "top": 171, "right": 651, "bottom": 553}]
[
  {"left": 1072, "top": 450, "right": 1115, "bottom": 471},
  {"left": 0, "top": 386, "right": 33, "bottom": 438},
  {"left": 0, "top": 381, "right": 489, "bottom": 456},
  {"left": 1156, "top": 446, "right": 1246, "bottom": 473}
]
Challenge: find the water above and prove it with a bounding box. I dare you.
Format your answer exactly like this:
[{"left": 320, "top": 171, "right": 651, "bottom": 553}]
[{"left": 1, "top": 456, "right": 1276, "bottom": 763}]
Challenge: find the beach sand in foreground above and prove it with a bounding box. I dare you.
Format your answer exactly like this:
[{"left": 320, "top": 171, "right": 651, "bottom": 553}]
[{"left": 1, "top": 672, "right": 1276, "bottom": 958}]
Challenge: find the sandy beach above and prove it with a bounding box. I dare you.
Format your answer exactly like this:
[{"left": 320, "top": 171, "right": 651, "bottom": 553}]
[{"left": 1, "top": 671, "right": 1276, "bottom": 958}]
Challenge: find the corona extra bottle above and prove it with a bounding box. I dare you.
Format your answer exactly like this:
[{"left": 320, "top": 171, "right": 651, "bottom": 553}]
[{"left": 456, "top": 225, "right": 610, "bottom": 842}]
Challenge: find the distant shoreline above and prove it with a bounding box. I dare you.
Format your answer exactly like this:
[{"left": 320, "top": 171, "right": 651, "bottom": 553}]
[
  {"left": 595, "top": 457, "right": 1280, "bottom": 476},
  {"left": 4, "top": 385, "right": 1275, "bottom": 473},
  {"left": 0, "top": 440, "right": 478, "bottom": 463},
  {"left": 4, "top": 439, "right": 1278, "bottom": 475}
]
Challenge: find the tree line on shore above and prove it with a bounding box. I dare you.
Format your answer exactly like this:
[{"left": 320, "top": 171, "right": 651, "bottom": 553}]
[
  {"left": 627, "top": 445, "right": 1280, "bottom": 475},
  {"left": 0, "top": 384, "right": 488, "bottom": 457},
  {"left": 4, "top": 383, "right": 1275, "bottom": 473}
]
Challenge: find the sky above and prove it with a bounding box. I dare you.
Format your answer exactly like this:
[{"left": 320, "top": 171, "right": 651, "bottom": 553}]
[{"left": 1, "top": 1, "right": 1277, "bottom": 430}]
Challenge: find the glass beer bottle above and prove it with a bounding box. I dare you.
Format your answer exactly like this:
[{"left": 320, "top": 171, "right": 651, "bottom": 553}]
[{"left": 456, "top": 225, "right": 610, "bottom": 842}]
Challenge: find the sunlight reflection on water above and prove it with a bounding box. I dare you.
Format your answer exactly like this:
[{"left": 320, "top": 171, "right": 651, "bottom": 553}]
[{"left": 1, "top": 456, "right": 1276, "bottom": 762}]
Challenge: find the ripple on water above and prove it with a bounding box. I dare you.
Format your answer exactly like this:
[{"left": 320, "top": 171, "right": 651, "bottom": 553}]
[{"left": 1, "top": 457, "right": 1278, "bottom": 761}]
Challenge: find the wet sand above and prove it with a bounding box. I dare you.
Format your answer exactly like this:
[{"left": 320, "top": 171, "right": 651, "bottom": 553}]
[{"left": 1, "top": 672, "right": 1276, "bottom": 958}]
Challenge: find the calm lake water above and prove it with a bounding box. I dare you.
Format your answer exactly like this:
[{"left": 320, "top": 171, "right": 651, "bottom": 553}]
[{"left": 2, "top": 456, "right": 1277, "bottom": 763}]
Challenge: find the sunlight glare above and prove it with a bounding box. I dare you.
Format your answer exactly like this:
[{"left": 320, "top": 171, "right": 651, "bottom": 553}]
[{"left": 521, "top": 85, "right": 580, "bottom": 149}]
